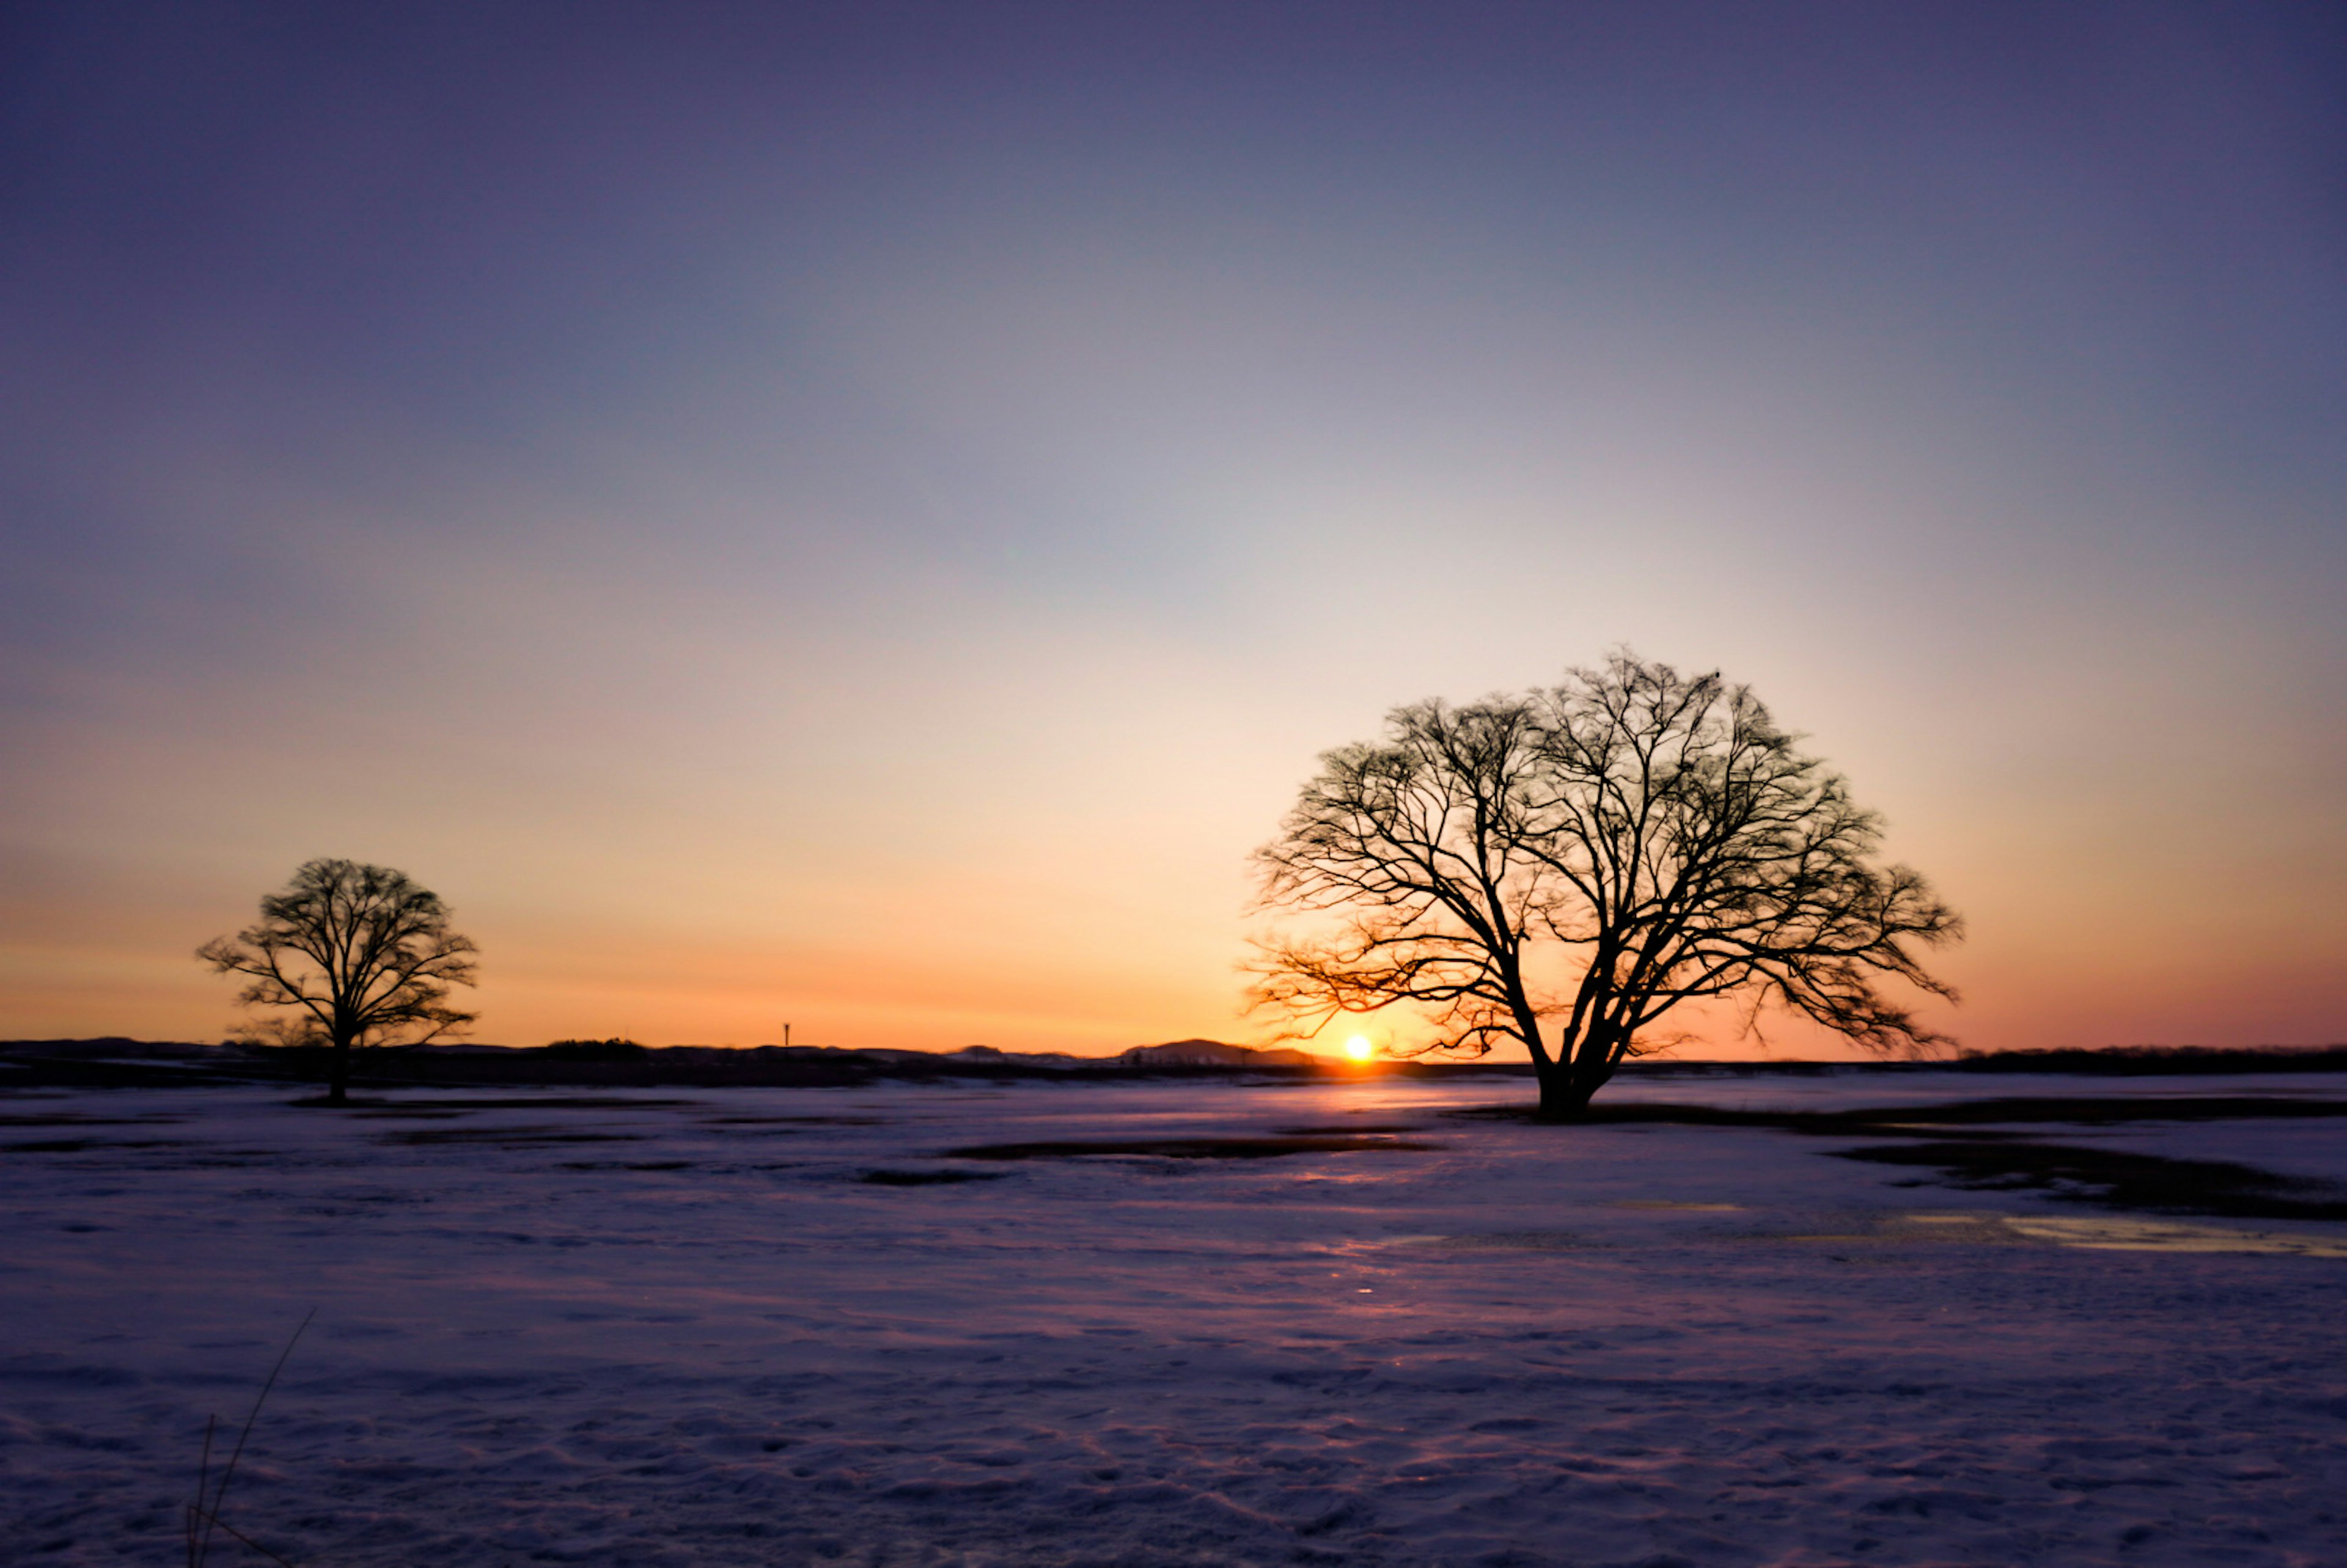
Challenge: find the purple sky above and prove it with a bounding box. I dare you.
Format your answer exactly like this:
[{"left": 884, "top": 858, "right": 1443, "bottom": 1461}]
[{"left": 4, "top": 2, "right": 2343, "bottom": 1055}]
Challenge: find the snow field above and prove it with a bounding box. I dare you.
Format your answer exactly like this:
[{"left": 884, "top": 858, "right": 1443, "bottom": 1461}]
[{"left": 3, "top": 1073, "right": 2344, "bottom": 1566}]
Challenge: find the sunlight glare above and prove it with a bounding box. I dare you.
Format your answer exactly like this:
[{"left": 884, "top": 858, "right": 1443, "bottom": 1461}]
[{"left": 1344, "top": 1035, "right": 1375, "bottom": 1062}]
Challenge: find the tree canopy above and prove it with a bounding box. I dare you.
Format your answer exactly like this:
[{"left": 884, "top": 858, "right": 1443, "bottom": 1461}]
[
  {"left": 1251, "top": 653, "right": 1963, "bottom": 1116},
  {"left": 199, "top": 858, "right": 479, "bottom": 1104}
]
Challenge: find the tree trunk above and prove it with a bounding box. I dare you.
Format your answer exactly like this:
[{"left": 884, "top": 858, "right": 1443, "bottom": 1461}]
[
  {"left": 1534, "top": 1060, "right": 1600, "bottom": 1121},
  {"left": 1535, "top": 1021, "right": 1627, "bottom": 1120},
  {"left": 326, "top": 1023, "right": 353, "bottom": 1105}
]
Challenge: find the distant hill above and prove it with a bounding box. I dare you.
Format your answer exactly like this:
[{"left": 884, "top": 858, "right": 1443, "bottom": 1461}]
[{"left": 1116, "top": 1039, "right": 1320, "bottom": 1069}]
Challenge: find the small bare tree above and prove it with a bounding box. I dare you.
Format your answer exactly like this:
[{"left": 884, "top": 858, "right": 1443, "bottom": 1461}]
[
  {"left": 199, "top": 859, "right": 479, "bottom": 1105},
  {"left": 1251, "top": 653, "right": 1962, "bottom": 1118}
]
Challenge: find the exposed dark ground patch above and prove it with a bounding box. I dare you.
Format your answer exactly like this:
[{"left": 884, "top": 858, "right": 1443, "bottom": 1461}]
[
  {"left": 859, "top": 1168, "right": 1010, "bottom": 1185},
  {"left": 0, "top": 1112, "right": 184, "bottom": 1127},
  {"left": 1447, "top": 1094, "right": 2347, "bottom": 1134},
  {"left": 946, "top": 1135, "right": 1440, "bottom": 1160},
  {"left": 1274, "top": 1123, "right": 1430, "bottom": 1136},
  {"left": 324, "top": 1096, "right": 705, "bottom": 1112},
  {"left": 698, "top": 1115, "right": 885, "bottom": 1127},
  {"left": 1452, "top": 1096, "right": 2347, "bottom": 1221},
  {"left": 1829, "top": 1094, "right": 2347, "bottom": 1126},
  {"left": 381, "top": 1127, "right": 646, "bottom": 1146},
  {"left": 1834, "top": 1140, "right": 2347, "bottom": 1222}
]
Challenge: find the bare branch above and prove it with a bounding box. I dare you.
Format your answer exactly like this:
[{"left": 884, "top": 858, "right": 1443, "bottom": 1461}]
[
  {"left": 197, "top": 860, "right": 480, "bottom": 1104},
  {"left": 1248, "top": 651, "right": 1962, "bottom": 1116}
]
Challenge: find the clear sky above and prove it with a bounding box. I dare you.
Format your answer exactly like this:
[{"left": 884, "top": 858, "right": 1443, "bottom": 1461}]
[{"left": 4, "top": 2, "right": 2342, "bottom": 1057}]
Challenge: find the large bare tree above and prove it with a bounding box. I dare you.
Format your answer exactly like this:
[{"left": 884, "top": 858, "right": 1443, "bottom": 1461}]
[
  {"left": 1251, "top": 653, "right": 1962, "bottom": 1118},
  {"left": 199, "top": 859, "right": 479, "bottom": 1104}
]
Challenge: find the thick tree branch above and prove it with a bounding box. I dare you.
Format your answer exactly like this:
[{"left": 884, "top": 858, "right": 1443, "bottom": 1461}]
[{"left": 1247, "top": 652, "right": 1963, "bottom": 1116}]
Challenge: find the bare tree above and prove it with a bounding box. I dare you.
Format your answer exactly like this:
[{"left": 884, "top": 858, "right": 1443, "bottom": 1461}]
[
  {"left": 199, "top": 859, "right": 479, "bottom": 1105},
  {"left": 1251, "top": 653, "right": 1963, "bottom": 1118}
]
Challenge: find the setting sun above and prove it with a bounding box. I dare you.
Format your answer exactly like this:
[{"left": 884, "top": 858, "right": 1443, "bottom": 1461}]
[{"left": 1343, "top": 1035, "right": 1375, "bottom": 1062}]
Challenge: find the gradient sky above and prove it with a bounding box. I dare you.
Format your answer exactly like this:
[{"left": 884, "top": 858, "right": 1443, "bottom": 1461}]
[{"left": 4, "top": 2, "right": 2343, "bottom": 1057}]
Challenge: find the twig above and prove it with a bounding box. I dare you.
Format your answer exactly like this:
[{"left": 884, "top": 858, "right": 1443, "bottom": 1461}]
[
  {"left": 189, "top": 1506, "right": 303, "bottom": 1568},
  {"left": 187, "top": 1415, "right": 216, "bottom": 1567},
  {"left": 192, "top": 1308, "right": 315, "bottom": 1567}
]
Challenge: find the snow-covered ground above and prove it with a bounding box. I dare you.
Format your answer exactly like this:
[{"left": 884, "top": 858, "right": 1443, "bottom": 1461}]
[{"left": 4, "top": 1071, "right": 2344, "bottom": 1567}]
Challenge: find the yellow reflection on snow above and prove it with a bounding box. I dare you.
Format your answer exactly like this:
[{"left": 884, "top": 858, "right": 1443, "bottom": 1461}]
[{"left": 1999, "top": 1215, "right": 2347, "bottom": 1256}]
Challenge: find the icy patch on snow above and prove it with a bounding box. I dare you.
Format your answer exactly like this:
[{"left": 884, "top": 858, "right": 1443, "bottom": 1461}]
[{"left": 2000, "top": 1215, "right": 2347, "bottom": 1256}]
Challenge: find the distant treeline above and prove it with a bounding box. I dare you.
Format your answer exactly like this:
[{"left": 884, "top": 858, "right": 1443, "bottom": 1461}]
[
  {"left": 1952, "top": 1045, "right": 2347, "bottom": 1075},
  {"left": 542, "top": 1038, "right": 649, "bottom": 1061},
  {"left": 5, "top": 1038, "right": 2344, "bottom": 1091}
]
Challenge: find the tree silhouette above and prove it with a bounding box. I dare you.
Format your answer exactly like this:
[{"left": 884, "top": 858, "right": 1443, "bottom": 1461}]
[
  {"left": 1251, "top": 653, "right": 1963, "bottom": 1118},
  {"left": 199, "top": 859, "right": 479, "bottom": 1105}
]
